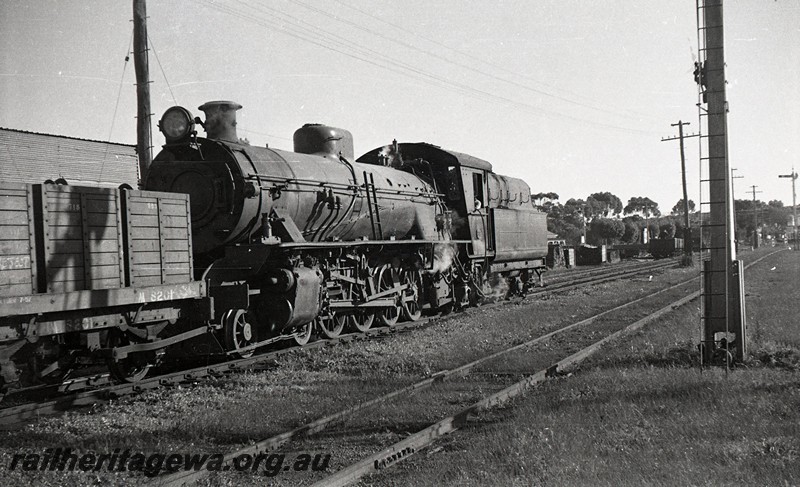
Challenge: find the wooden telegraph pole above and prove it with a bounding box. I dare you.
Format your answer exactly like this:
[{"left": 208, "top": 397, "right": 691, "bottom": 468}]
[
  {"left": 749, "top": 185, "right": 762, "bottom": 249},
  {"left": 696, "top": 0, "right": 746, "bottom": 364},
  {"left": 133, "top": 0, "right": 152, "bottom": 184},
  {"left": 661, "top": 120, "right": 699, "bottom": 257},
  {"left": 730, "top": 168, "right": 744, "bottom": 244}
]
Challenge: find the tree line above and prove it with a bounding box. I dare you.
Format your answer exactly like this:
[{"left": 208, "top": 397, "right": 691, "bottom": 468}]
[{"left": 533, "top": 192, "right": 796, "bottom": 246}]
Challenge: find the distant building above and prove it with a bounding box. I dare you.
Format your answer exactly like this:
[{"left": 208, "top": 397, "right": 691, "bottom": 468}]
[{"left": 0, "top": 128, "right": 139, "bottom": 187}]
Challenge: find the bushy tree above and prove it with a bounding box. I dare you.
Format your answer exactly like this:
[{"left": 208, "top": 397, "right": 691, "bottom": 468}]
[
  {"left": 658, "top": 219, "right": 676, "bottom": 238},
  {"left": 587, "top": 192, "right": 623, "bottom": 219},
  {"left": 531, "top": 192, "right": 559, "bottom": 210},
  {"left": 624, "top": 196, "right": 661, "bottom": 218},
  {"left": 589, "top": 218, "right": 625, "bottom": 245},
  {"left": 671, "top": 198, "right": 696, "bottom": 215},
  {"left": 646, "top": 220, "right": 659, "bottom": 241},
  {"left": 545, "top": 200, "right": 584, "bottom": 245},
  {"left": 622, "top": 216, "right": 642, "bottom": 243}
]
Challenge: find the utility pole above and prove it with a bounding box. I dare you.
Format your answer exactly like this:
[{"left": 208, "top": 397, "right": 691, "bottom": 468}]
[
  {"left": 662, "top": 120, "right": 699, "bottom": 257},
  {"left": 133, "top": 0, "right": 152, "bottom": 185},
  {"left": 696, "top": 0, "right": 746, "bottom": 364},
  {"left": 731, "top": 168, "right": 743, "bottom": 246},
  {"left": 779, "top": 167, "right": 798, "bottom": 248},
  {"left": 749, "top": 185, "right": 762, "bottom": 248}
]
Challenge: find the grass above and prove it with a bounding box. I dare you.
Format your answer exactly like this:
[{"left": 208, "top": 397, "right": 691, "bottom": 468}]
[{"left": 372, "top": 248, "right": 800, "bottom": 486}]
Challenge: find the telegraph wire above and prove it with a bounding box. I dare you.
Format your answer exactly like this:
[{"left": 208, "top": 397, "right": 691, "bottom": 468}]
[
  {"left": 197, "top": 0, "right": 657, "bottom": 135},
  {"left": 312, "top": 0, "right": 657, "bottom": 123},
  {"left": 148, "top": 34, "right": 178, "bottom": 106},
  {"left": 98, "top": 31, "right": 134, "bottom": 184}
]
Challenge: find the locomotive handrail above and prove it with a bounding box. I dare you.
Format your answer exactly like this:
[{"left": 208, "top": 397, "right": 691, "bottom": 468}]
[{"left": 246, "top": 174, "right": 445, "bottom": 199}]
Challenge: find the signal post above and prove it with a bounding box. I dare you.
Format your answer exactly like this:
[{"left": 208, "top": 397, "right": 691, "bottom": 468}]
[{"left": 696, "top": 0, "right": 746, "bottom": 363}]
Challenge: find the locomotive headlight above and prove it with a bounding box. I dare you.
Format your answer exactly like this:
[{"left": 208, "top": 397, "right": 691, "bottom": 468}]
[{"left": 158, "top": 106, "right": 195, "bottom": 143}]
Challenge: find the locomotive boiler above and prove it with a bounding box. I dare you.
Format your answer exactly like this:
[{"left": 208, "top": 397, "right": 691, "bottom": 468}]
[{"left": 147, "top": 102, "right": 447, "bottom": 260}]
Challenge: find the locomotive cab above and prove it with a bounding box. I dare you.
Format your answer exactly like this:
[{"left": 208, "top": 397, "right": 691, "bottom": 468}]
[{"left": 359, "top": 142, "right": 548, "bottom": 293}]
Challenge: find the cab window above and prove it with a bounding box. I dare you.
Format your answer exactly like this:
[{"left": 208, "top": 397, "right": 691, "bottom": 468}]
[
  {"left": 446, "top": 166, "right": 461, "bottom": 200},
  {"left": 472, "top": 172, "right": 484, "bottom": 209}
]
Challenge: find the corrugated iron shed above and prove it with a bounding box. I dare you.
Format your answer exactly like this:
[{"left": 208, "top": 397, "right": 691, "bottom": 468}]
[{"left": 0, "top": 128, "right": 139, "bottom": 187}]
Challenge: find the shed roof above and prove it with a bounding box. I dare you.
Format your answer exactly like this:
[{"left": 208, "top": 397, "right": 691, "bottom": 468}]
[{"left": 0, "top": 128, "right": 139, "bottom": 187}]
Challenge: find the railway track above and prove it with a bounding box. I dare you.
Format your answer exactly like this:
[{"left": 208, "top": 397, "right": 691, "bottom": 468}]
[
  {"left": 532, "top": 258, "right": 675, "bottom": 292},
  {"left": 0, "top": 258, "right": 675, "bottom": 430},
  {"left": 310, "top": 250, "right": 782, "bottom": 487},
  {"left": 153, "top": 257, "right": 689, "bottom": 486},
  {"left": 149, "top": 251, "right": 778, "bottom": 486},
  {"left": 544, "top": 257, "right": 669, "bottom": 284}
]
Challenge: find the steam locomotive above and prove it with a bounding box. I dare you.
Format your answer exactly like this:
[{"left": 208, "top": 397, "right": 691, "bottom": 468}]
[{"left": 0, "top": 101, "right": 547, "bottom": 390}]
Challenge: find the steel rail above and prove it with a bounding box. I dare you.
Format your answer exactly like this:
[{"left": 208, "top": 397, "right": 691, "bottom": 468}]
[
  {"left": 315, "top": 291, "right": 700, "bottom": 487},
  {"left": 154, "top": 261, "right": 699, "bottom": 486},
  {"left": 532, "top": 260, "right": 676, "bottom": 292},
  {"left": 313, "top": 250, "right": 784, "bottom": 486},
  {"left": 544, "top": 258, "right": 672, "bottom": 283}
]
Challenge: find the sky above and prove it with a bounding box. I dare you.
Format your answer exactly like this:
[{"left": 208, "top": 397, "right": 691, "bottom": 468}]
[{"left": 1, "top": 0, "right": 798, "bottom": 214}]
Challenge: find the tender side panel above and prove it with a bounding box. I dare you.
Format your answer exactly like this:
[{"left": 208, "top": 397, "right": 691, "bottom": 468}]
[
  {"left": 491, "top": 208, "right": 548, "bottom": 263},
  {"left": 126, "top": 192, "right": 193, "bottom": 287},
  {"left": 0, "top": 182, "right": 36, "bottom": 297},
  {"left": 42, "top": 185, "right": 125, "bottom": 292}
]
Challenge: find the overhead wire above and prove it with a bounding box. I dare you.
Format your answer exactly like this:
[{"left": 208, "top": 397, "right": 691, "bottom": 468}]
[
  {"left": 198, "top": 0, "right": 657, "bottom": 135},
  {"left": 300, "top": 0, "right": 656, "bottom": 123},
  {"left": 237, "top": 0, "right": 660, "bottom": 133},
  {"left": 98, "top": 31, "right": 134, "bottom": 184},
  {"left": 224, "top": 0, "right": 525, "bottom": 105},
  {"left": 148, "top": 34, "right": 178, "bottom": 106},
  {"left": 202, "top": 0, "right": 541, "bottom": 116}
]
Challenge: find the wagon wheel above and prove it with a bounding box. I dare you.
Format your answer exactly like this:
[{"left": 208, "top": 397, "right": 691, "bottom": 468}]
[
  {"left": 223, "top": 309, "right": 256, "bottom": 358},
  {"left": 106, "top": 331, "right": 152, "bottom": 383},
  {"left": 292, "top": 322, "right": 313, "bottom": 346},
  {"left": 401, "top": 269, "right": 423, "bottom": 322},
  {"left": 375, "top": 264, "right": 402, "bottom": 327}
]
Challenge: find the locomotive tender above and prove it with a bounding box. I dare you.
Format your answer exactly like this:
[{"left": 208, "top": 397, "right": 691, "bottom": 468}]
[{"left": 0, "top": 100, "right": 547, "bottom": 391}]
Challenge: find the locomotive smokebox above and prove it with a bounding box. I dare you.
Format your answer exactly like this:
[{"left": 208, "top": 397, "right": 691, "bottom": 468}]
[
  {"left": 293, "top": 124, "right": 354, "bottom": 161},
  {"left": 199, "top": 101, "right": 243, "bottom": 142}
]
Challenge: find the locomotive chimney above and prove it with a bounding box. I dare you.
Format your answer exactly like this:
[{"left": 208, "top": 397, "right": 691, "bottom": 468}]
[{"left": 198, "top": 101, "right": 243, "bottom": 142}]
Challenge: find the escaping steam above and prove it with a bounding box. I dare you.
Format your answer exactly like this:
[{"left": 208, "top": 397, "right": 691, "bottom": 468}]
[
  {"left": 487, "top": 275, "right": 509, "bottom": 300},
  {"left": 428, "top": 243, "right": 456, "bottom": 275}
]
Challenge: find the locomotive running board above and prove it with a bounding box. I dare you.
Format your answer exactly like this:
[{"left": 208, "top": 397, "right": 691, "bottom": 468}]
[{"left": 273, "top": 239, "right": 472, "bottom": 249}]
